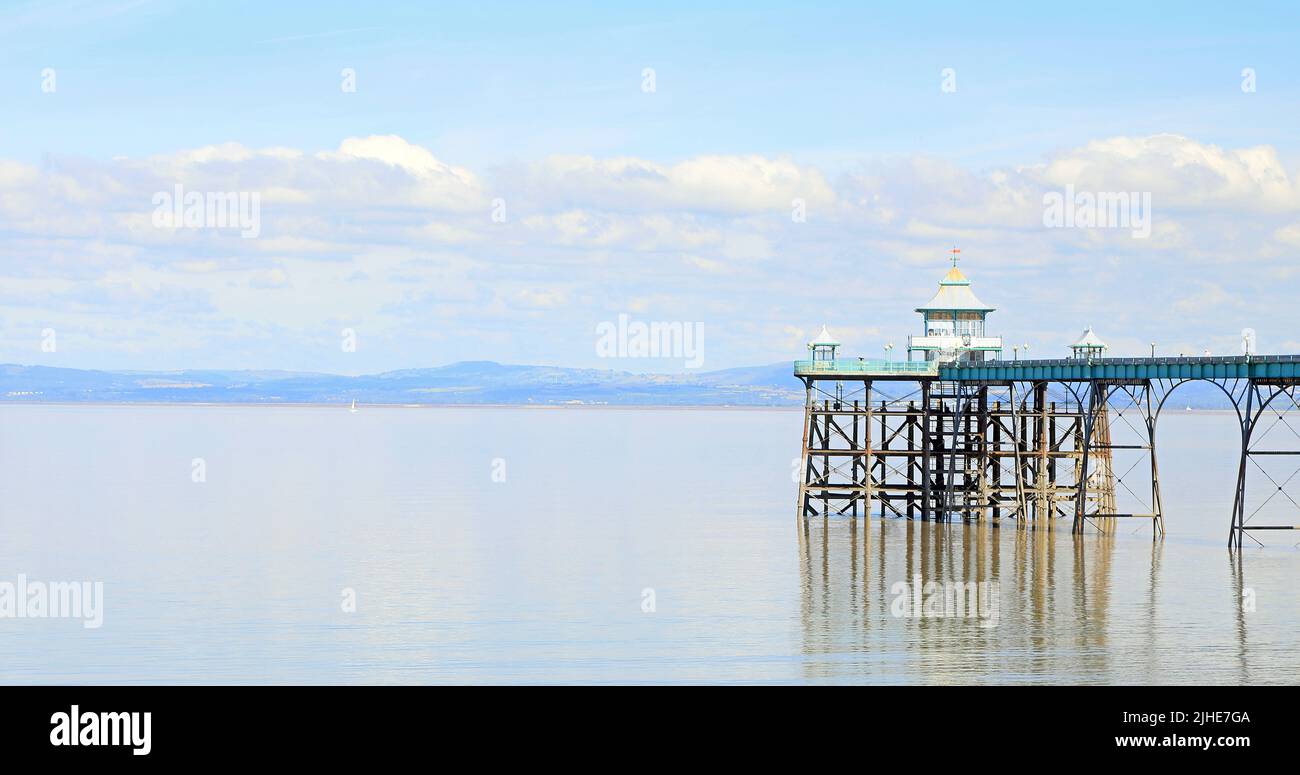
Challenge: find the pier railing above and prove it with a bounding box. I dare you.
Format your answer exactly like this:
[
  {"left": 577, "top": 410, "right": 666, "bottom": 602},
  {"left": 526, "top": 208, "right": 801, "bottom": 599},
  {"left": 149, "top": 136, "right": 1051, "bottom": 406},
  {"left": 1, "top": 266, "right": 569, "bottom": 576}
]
[
  {"left": 943, "top": 354, "right": 1300, "bottom": 381},
  {"left": 793, "top": 359, "right": 939, "bottom": 377},
  {"left": 795, "top": 355, "right": 1300, "bottom": 381}
]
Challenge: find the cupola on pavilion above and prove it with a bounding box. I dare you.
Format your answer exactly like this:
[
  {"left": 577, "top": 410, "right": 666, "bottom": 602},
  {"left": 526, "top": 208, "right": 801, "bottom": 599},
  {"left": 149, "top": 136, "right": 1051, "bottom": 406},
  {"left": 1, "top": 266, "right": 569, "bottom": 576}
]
[{"left": 906, "top": 249, "right": 1002, "bottom": 364}]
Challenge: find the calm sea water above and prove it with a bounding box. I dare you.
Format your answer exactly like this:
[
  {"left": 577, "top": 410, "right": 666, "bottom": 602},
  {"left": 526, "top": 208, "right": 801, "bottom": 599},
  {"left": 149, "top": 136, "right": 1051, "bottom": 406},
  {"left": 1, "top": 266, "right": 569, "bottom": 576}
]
[{"left": 0, "top": 404, "right": 1296, "bottom": 684}]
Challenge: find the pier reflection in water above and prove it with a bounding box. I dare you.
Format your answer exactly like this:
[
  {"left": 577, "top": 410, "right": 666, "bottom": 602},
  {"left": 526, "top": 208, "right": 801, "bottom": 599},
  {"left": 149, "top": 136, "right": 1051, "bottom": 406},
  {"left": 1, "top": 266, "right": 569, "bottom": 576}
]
[{"left": 796, "top": 516, "right": 1276, "bottom": 684}]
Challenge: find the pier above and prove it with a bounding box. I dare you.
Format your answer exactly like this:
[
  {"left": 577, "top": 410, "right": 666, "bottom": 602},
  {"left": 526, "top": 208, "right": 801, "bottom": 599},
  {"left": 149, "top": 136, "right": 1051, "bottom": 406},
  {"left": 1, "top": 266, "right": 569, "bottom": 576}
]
[{"left": 795, "top": 253, "right": 1300, "bottom": 550}]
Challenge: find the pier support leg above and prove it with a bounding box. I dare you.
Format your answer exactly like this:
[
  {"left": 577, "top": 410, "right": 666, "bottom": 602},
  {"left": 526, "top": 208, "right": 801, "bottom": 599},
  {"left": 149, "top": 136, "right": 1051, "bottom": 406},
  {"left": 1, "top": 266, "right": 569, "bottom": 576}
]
[
  {"left": 851, "top": 397, "right": 860, "bottom": 519},
  {"left": 921, "top": 381, "right": 932, "bottom": 521},
  {"left": 822, "top": 402, "right": 831, "bottom": 517},
  {"left": 1073, "top": 383, "right": 1099, "bottom": 535},
  {"left": 797, "top": 378, "right": 813, "bottom": 522},
  {"left": 1145, "top": 382, "right": 1164, "bottom": 538},
  {"left": 907, "top": 401, "right": 917, "bottom": 519},
  {"left": 1229, "top": 383, "right": 1255, "bottom": 551},
  {"left": 864, "top": 384, "right": 874, "bottom": 520},
  {"left": 1036, "top": 382, "right": 1049, "bottom": 528}
]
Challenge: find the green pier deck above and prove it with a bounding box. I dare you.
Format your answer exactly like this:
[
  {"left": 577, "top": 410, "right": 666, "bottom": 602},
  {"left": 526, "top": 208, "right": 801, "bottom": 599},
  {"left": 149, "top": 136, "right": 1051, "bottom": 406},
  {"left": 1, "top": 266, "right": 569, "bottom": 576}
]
[{"left": 794, "top": 355, "right": 1300, "bottom": 382}]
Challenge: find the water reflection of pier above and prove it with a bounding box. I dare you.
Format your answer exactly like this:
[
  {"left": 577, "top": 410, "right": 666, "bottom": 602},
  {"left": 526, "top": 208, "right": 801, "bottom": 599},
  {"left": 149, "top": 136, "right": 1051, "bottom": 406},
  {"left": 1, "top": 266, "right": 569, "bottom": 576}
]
[{"left": 795, "top": 516, "right": 1172, "bottom": 683}]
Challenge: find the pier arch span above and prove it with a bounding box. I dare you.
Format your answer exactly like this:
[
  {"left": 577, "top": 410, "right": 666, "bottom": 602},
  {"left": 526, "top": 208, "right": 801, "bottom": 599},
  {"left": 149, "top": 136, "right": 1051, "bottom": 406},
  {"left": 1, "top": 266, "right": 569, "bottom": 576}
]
[{"left": 1072, "top": 378, "right": 1300, "bottom": 548}]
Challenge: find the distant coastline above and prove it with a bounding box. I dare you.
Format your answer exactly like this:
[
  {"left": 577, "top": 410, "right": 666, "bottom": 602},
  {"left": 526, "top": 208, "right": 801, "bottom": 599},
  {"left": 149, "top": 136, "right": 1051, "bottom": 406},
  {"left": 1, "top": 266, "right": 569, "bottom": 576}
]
[
  {"left": 0, "top": 360, "right": 804, "bottom": 408},
  {"left": 0, "top": 360, "right": 1243, "bottom": 409},
  {"left": 0, "top": 400, "right": 807, "bottom": 412}
]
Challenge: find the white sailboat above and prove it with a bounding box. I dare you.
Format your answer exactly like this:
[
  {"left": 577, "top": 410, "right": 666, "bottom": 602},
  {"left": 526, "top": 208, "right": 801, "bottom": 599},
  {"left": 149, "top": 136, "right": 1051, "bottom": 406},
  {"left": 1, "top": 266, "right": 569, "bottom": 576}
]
[{"left": 349, "top": 399, "right": 358, "bottom": 414}]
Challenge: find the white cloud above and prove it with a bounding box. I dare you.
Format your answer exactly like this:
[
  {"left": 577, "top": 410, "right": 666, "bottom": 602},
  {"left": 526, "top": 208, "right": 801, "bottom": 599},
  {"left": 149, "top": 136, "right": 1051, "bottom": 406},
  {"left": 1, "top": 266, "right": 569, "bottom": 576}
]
[
  {"left": 328, "top": 136, "right": 468, "bottom": 178},
  {"left": 2, "top": 133, "right": 1298, "bottom": 369},
  {"left": 1032, "top": 134, "right": 1300, "bottom": 210},
  {"left": 1274, "top": 223, "right": 1300, "bottom": 247},
  {"left": 248, "top": 268, "right": 291, "bottom": 289},
  {"left": 510, "top": 153, "right": 835, "bottom": 213}
]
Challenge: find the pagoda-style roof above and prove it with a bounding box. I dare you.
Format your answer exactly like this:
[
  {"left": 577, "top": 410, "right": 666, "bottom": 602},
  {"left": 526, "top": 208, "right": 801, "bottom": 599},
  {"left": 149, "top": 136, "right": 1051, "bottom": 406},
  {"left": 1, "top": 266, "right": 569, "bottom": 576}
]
[
  {"left": 1071, "top": 326, "right": 1107, "bottom": 350},
  {"left": 808, "top": 325, "right": 839, "bottom": 347},
  {"left": 916, "top": 266, "right": 996, "bottom": 313}
]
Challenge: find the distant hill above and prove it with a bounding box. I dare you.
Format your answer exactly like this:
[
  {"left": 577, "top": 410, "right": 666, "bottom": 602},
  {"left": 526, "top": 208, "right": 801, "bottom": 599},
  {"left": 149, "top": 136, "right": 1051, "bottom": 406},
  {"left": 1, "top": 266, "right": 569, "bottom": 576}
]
[
  {"left": 0, "top": 361, "right": 1242, "bottom": 408},
  {"left": 0, "top": 361, "right": 806, "bottom": 406}
]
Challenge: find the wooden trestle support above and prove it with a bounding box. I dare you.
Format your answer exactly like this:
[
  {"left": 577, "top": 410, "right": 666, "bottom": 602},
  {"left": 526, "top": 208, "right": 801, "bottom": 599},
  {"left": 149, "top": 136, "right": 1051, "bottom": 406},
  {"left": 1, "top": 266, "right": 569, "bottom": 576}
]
[{"left": 796, "top": 377, "right": 1160, "bottom": 536}]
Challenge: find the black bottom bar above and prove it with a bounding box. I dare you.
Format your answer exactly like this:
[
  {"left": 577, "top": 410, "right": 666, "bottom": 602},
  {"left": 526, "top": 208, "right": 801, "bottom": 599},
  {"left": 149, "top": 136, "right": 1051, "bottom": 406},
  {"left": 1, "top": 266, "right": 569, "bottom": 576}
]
[{"left": 0, "top": 685, "right": 1287, "bottom": 762}]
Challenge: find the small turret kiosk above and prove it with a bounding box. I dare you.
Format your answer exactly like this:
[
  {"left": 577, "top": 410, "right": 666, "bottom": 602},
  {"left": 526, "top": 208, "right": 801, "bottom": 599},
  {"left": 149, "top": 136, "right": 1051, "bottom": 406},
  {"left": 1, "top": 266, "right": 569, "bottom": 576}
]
[{"left": 1070, "top": 327, "right": 1107, "bottom": 361}]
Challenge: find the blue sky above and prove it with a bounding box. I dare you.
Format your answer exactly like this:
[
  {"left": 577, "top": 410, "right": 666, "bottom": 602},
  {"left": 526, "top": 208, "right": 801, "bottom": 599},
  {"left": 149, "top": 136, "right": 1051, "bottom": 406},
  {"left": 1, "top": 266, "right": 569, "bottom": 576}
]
[
  {"left": 3, "top": 1, "right": 1300, "bottom": 372},
  {"left": 8, "top": 2, "right": 1300, "bottom": 166}
]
